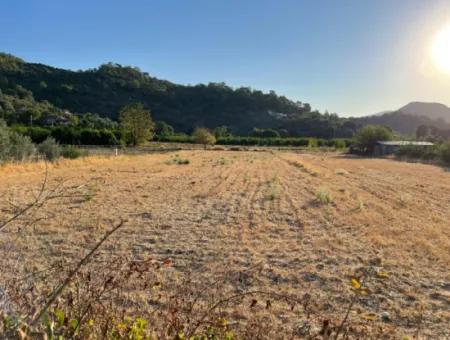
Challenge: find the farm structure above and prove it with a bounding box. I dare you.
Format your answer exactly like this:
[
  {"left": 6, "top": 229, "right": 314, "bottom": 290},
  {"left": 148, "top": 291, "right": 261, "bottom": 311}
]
[{"left": 374, "top": 141, "right": 434, "bottom": 156}]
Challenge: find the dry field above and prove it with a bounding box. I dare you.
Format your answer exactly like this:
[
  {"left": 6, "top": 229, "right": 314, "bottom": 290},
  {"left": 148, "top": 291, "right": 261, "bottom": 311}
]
[{"left": 0, "top": 150, "right": 449, "bottom": 338}]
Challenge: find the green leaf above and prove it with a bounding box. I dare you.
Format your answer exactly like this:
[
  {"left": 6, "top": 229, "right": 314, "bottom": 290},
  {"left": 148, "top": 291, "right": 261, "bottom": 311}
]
[
  {"left": 54, "top": 309, "right": 65, "bottom": 327},
  {"left": 69, "top": 318, "right": 79, "bottom": 332}
]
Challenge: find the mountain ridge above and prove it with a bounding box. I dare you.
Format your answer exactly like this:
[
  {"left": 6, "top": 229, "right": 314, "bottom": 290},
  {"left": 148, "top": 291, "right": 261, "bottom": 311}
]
[
  {"left": 398, "top": 101, "right": 450, "bottom": 123},
  {"left": 0, "top": 52, "right": 353, "bottom": 138},
  {"left": 1, "top": 52, "right": 449, "bottom": 137}
]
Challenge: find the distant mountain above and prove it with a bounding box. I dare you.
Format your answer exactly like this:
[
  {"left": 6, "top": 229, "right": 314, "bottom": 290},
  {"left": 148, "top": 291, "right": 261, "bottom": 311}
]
[
  {"left": 372, "top": 110, "right": 394, "bottom": 116},
  {"left": 353, "top": 111, "right": 450, "bottom": 135},
  {"left": 354, "top": 102, "right": 450, "bottom": 135},
  {"left": 398, "top": 102, "right": 450, "bottom": 123},
  {"left": 0, "top": 52, "right": 354, "bottom": 138}
]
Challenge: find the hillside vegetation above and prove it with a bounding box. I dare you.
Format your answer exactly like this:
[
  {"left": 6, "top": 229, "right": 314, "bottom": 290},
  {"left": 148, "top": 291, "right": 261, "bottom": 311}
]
[
  {"left": 0, "top": 53, "right": 356, "bottom": 138},
  {"left": 3, "top": 53, "right": 450, "bottom": 139}
]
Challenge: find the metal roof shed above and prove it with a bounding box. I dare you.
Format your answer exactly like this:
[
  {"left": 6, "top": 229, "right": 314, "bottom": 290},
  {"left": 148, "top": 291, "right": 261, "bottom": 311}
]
[{"left": 374, "top": 141, "right": 434, "bottom": 156}]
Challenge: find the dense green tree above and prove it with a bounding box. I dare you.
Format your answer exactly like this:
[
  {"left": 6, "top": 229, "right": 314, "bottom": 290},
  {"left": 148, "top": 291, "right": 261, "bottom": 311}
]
[
  {"left": 119, "top": 103, "right": 154, "bottom": 145},
  {"left": 353, "top": 125, "right": 394, "bottom": 154},
  {"left": 154, "top": 121, "right": 174, "bottom": 137},
  {"left": 79, "top": 113, "right": 118, "bottom": 129},
  {"left": 213, "top": 126, "right": 231, "bottom": 138}
]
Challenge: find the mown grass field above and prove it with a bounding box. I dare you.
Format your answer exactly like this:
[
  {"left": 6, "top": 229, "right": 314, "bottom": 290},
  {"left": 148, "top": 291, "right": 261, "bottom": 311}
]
[{"left": 0, "top": 150, "right": 449, "bottom": 338}]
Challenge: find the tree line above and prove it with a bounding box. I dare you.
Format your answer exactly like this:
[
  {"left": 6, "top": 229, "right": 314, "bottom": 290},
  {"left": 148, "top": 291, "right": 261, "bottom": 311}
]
[
  {"left": 8, "top": 102, "right": 351, "bottom": 148},
  {"left": 0, "top": 53, "right": 359, "bottom": 138}
]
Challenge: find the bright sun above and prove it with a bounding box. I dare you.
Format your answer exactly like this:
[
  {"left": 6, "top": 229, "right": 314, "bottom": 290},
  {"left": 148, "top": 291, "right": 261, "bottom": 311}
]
[{"left": 432, "top": 24, "right": 450, "bottom": 74}]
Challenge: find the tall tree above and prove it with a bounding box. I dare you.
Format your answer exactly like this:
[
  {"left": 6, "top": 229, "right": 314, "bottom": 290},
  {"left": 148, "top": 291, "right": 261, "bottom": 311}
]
[
  {"left": 119, "top": 103, "right": 154, "bottom": 145},
  {"left": 354, "top": 125, "right": 393, "bottom": 154}
]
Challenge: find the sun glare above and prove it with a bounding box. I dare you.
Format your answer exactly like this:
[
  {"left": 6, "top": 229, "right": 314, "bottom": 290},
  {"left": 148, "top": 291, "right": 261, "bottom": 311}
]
[{"left": 432, "top": 24, "right": 450, "bottom": 74}]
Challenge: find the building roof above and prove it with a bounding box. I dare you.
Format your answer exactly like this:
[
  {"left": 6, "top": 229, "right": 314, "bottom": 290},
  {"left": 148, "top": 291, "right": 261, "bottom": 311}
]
[{"left": 376, "top": 141, "right": 434, "bottom": 146}]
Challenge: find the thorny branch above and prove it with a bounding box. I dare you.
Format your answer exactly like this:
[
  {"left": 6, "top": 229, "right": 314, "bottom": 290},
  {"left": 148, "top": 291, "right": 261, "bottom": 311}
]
[
  {"left": 31, "top": 219, "right": 126, "bottom": 325},
  {"left": 0, "top": 162, "right": 48, "bottom": 232}
]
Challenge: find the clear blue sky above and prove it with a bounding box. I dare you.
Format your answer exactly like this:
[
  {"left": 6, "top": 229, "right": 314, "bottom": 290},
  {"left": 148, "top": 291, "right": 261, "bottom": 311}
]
[{"left": 1, "top": 0, "right": 450, "bottom": 116}]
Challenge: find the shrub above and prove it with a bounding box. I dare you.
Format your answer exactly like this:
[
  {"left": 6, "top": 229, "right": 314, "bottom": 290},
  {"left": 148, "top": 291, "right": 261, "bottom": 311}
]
[
  {"left": 166, "top": 154, "right": 190, "bottom": 165},
  {"left": 48, "top": 127, "right": 120, "bottom": 145},
  {"left": 51, "top": 127, "right": 81, "bottom": 145},
  {"left": 61, "top": 145, "right": 87, "bottom": 159},
  {"left": 0, "top": 120, "right": 11, "bottom": 160},
  {"left": 193, "top": 128, "right": 216, "bottom": 147},
  {"left": 1, "top": 121, "right": 36, "bottom": 162},
  {"left": 78, "top": 128, "right": 117, "bottom": 145},
  {"left": 308, "top": 138, "right": 318, "bottom": 148},
  {"left": 213, "top": 126, "right": 231, "bottom": 138},
  {"left": 440, "top": 142, "right": 450, "bottom": 164},
  {"left": 155, "top": 121, "right": 175, "bottom": 137},
  {"left": 7, "top": 132, "right": 36, "bottom": 161},
  {"left": 98, "top": 129, "right": 119, "bottom": 145},
  {"left": 316, "top": 187, "right": 333, "bottom": 205},
  {"left": 421, "top": 146, "right": 441, "bottom": 161},
  {"left": 12, "top": 125, "right": 51, "bottom": 143},
  {"left": 154, "top": 134, "right": 193, "bottom": 143},
  {"left": 216, "top": 136, "right": 312, "bottom": 147},
  {"left": 80, "top": 129, "right": 100, "bottom": 144},
  {"left": 333, "top": 139, "right": 347, "bottom": 149},
  {"left": 395, "top": 144, "right": 444, "bottom": 163},
  {"left": 38, "top": 137, "right": 61, "bottom": 161},
  {"left": 395, "top": 145, "right": 426, "bottom": 159}
]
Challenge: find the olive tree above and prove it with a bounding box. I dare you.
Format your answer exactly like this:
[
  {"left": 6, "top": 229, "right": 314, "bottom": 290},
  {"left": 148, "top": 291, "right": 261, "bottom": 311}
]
[{"left": 193, "top": 128, "right": 216, "bottom": 149}]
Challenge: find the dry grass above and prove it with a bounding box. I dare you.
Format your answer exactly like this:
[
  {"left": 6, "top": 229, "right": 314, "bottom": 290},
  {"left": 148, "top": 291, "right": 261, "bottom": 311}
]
[{"left": 0, "top": 150, "right": 449, "bottom": 338}]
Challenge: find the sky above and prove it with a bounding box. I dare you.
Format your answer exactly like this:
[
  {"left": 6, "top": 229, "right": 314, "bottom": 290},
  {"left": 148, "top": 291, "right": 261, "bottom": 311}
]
[{"left": 1, "top": 0, "right": 450, "bottom": 117}]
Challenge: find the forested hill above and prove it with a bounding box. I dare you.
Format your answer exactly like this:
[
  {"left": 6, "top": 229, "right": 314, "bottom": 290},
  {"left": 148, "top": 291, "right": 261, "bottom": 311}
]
[
  {"left": 3, "top": 53, "right": 448, "bottom": 138},
  {"left": 0, "top": 53, "right": 354, "bottom": 138}
]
